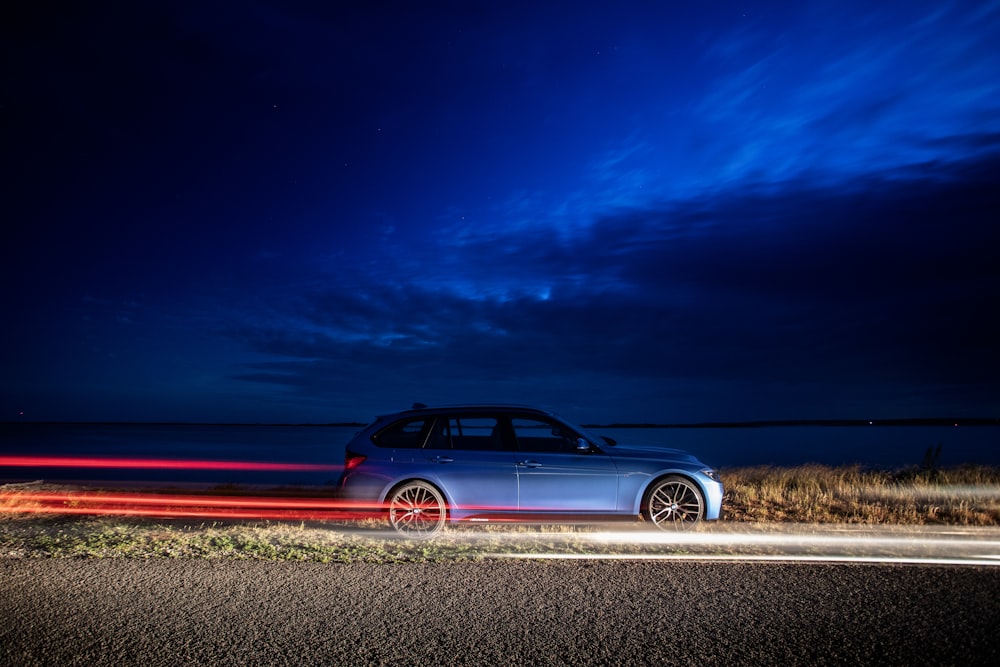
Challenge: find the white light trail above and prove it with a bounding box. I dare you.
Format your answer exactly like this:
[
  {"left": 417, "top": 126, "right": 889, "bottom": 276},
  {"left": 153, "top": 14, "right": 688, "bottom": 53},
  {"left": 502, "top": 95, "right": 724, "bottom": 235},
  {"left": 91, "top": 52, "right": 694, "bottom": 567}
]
[
  {"left": 475, "top": 524, "right": 1000, "bottom": 566},
  {"left": 492, "top": 553, "right": 1000, "bottom": 567}
]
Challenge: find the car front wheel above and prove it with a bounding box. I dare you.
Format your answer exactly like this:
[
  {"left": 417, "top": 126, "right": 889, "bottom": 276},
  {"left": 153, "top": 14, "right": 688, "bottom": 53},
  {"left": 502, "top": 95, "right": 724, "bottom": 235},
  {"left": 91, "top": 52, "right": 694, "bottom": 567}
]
[
  {"left": 387, "top": 481, "right": 447, "bottom": 537},
  {"left": 644, "top": 475, "right": 704, "bottom": 528}
]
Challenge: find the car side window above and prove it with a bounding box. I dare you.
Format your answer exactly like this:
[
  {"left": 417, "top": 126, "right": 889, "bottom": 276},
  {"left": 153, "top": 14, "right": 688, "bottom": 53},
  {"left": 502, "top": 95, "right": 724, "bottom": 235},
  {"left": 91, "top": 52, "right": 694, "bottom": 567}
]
[
  {"left": 446, "top": 416, "right": 508, "bottom": 451},
  {"left": 372, "top": 418, "right": 433, "bottom": 449},
  {"left": 422, "top": 417, "right": 451, "bottom": 450},
  {"left": 511, "top": 418, "right": 581, "bottom": 453}
]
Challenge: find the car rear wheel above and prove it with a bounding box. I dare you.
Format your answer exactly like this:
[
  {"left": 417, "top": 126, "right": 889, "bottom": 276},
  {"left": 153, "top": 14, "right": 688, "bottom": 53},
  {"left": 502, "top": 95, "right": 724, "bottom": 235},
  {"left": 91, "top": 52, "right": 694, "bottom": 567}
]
[
  {"left": 387, "top": 481, "right": 447, "bottom": 537},
  {"left": 644, "top": 475, "right": 704, "bottom": 529}
]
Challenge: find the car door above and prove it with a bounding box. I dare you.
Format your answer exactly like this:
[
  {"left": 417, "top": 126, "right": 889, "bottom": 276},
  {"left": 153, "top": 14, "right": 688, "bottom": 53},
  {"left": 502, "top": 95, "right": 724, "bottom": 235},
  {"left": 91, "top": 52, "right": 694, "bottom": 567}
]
[
  {"left": 510, "top": 417, "right": 619, "bottom": 512},
  {"left": 420, "top": 415, "right": 518, "bottom": 513}
]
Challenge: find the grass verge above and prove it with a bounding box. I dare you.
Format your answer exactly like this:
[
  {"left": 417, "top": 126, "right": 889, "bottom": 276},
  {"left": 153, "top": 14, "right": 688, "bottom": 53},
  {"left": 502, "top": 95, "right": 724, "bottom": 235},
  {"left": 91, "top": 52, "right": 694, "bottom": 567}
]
[{"left": 2, "top": 464, "right": 999, "bottom": 562}]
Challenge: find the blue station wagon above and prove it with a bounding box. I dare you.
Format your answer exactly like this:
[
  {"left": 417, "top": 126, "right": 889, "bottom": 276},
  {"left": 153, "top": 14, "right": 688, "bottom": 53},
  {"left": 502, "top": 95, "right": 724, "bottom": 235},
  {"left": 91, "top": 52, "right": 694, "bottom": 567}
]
[{"left": 340, "top": 404, "right": 724, "bottom": 536}]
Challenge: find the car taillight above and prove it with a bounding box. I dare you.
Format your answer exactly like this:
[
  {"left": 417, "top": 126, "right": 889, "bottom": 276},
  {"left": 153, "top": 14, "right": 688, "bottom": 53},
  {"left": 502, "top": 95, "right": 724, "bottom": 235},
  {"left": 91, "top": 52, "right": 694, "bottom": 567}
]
[{"left": 344, "top": 451, "right": 367, "bottom": 470}]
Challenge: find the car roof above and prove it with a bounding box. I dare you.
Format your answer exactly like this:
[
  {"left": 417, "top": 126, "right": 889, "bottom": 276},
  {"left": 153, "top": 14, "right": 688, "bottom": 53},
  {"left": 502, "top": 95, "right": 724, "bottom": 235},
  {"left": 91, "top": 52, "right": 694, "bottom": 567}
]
[{"left": 375, "top": 403, "right": 558, "bottom": 421}]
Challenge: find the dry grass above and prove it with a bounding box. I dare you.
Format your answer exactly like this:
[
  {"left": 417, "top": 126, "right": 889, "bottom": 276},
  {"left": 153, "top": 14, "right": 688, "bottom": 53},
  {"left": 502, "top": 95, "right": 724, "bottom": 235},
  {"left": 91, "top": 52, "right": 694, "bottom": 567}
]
[
  {"left": 2, "top": 465, "right": 999, "bottom": 561},
  {"left": 722, "top": 464, "right": 1000, "bottom": 525}
]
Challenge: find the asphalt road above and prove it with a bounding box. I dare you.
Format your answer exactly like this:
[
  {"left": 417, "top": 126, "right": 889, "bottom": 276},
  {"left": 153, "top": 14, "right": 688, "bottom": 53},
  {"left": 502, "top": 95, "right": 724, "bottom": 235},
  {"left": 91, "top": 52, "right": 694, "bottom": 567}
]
[{"left": 2, "top": 559, "right": 998, "bottom": 666}]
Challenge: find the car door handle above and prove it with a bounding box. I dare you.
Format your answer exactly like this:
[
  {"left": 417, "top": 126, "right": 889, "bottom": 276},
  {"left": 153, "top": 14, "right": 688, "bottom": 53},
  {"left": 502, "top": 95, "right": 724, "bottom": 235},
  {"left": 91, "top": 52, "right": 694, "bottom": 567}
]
[
  {"left": 517, "top": 460, "right": 542, "bottom": 468},
  {"left": 430, "top": 456, "right": 454, "bottom": 463}
]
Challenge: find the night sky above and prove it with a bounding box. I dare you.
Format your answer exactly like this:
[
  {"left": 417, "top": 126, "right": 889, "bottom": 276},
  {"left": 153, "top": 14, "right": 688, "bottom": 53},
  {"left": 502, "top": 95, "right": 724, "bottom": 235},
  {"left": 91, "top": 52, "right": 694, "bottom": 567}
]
[{"left": 3, "top": 1, "right": 999, "bottom": 425}]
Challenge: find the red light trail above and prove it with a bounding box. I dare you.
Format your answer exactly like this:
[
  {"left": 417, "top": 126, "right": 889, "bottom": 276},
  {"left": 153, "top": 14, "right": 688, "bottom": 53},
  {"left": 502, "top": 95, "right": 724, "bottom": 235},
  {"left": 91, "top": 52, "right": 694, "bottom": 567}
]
[
  {"left": 0, "top": 455, "right": 352, "bottom": 520},
  {"left": 0, "top": 490, "right": 381, "bottom": 521},
  {"left": 0, "top": 455, "right": 340, "bottom": 472}
]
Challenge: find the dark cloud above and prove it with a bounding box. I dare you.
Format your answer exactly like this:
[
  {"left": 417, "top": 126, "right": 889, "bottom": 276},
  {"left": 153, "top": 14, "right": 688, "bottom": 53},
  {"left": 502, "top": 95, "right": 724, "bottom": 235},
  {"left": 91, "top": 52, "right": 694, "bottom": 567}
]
[{"left": 221, "top": 155, "right": 999, "bottom": 420}]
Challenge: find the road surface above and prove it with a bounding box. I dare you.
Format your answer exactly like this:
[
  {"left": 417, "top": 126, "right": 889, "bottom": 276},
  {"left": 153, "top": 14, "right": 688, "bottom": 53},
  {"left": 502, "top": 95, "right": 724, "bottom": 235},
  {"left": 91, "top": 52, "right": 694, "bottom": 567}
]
[{"left": 2, "top": 559, "right": 998, "bottom": 665}]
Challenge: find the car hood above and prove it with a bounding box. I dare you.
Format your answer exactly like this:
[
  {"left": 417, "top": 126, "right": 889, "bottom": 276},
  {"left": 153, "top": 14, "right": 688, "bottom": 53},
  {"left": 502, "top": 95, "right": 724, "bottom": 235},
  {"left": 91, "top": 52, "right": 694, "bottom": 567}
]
[{"left": 604, "top": 443, "right": 703, "bottom": 465}]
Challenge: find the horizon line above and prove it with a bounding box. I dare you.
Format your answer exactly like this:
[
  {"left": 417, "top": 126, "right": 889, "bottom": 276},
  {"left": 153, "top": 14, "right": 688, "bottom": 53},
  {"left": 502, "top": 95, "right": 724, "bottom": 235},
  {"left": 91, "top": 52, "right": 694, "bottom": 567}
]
[{"left": 2, "top": 417, "right": 998, "bottom": 428}]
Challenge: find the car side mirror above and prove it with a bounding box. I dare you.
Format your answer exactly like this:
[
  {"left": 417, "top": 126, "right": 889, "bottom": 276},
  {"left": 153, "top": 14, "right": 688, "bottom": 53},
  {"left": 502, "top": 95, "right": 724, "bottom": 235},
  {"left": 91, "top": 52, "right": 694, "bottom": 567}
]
[{"left": 576, "top": 438, "right": 591, "bottom": 452}]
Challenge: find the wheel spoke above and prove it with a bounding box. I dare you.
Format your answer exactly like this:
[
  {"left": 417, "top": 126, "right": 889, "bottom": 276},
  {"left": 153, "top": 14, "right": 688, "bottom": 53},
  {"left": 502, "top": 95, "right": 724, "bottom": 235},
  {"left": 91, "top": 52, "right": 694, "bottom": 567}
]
[
  {"left": 652, "top": 488, "right": 673, "bottom": 506},
  {"left": 651, "top": 505, "right": 672, "bottom": 522}
]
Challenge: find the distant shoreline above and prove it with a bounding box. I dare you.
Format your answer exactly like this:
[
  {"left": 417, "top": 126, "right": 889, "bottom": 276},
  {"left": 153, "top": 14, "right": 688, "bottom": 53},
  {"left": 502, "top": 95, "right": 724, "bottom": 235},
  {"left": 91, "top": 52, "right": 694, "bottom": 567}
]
[
  {"left": 589, "top": 418, "right": 1000, "bottom": 428},
  {"left": 0, "top": 421, "right": 369, "bottom": 428},
  {"left": 1, "top": 418, "right": 998, "bottom": 428}
]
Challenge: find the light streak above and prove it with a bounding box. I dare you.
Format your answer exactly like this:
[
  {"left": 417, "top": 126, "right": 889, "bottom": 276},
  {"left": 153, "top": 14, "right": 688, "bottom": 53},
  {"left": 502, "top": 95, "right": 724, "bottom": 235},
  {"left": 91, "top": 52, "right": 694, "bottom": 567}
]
[
  {"left": 482, "top": 525, "right": 1000, "bottom": 566},
  {"left": 3, "top": 491, "right": 367, "bottom": 509},
  {"left": 0, "top": 491, "right": 382, "bottom": 521},
  {"left": 492, "top": 553, "right": 1000, "bottom": 567},
  {"left": 584, "top": 530, "right": 1000, "bottom": 548},
  {"left": 4, "top": 506, "right": 365, "bottom": 520},
  {"left": 0, "top": 455, "right": 340, "bottom": 471}
]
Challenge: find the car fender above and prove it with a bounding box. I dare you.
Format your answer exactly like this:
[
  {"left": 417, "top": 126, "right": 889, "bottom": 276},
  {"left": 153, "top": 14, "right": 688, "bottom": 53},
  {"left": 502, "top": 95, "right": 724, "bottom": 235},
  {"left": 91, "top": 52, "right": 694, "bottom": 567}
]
[{"left": 376, "top": 471, "right": 457, "bottom": 507}]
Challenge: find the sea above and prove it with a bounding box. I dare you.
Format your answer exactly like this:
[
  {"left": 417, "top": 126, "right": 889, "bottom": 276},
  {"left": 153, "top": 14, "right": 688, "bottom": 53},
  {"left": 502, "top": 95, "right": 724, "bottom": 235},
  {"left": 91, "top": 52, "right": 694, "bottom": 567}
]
[{"left": 1, "top": 421, "right": 997, "bottom": 489}]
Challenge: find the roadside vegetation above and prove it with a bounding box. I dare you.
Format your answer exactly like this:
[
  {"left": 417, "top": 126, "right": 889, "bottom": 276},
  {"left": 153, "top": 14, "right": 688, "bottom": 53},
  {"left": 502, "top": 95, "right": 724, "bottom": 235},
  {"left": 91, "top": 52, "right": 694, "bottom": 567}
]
[
  {"left": 723, "top": 463, "right": 1000, "bottom": 525},
  {"left": 2, "top": 463, "right": 998, "bottom": 562}
]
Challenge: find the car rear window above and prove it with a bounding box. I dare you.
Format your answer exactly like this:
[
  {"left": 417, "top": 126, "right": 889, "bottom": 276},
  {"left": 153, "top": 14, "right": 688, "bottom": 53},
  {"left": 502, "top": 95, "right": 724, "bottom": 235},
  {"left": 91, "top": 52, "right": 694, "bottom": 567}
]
[
  {"left": 372, "top": 414, "right": 515, "bottom": 450},
  {"left": 372, "top": 418, "right": 434, "bottom": 448}
]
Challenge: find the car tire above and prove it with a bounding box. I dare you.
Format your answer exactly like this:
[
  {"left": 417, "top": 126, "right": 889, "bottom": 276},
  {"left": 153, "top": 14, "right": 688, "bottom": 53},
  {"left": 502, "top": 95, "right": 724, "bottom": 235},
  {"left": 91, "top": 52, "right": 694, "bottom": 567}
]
[
  {"left": 643, "top": 475, "right": 704, "bottom": 529},
  {"left": 387, "top": 480, "right": 447, "bottom": 537}
]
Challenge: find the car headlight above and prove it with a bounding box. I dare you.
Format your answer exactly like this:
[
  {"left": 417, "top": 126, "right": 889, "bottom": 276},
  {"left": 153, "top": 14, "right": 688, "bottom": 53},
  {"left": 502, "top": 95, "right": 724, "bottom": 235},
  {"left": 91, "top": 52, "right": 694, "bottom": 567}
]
[{"left": 700, "top": 468, "right": 720, "bottom": 482}]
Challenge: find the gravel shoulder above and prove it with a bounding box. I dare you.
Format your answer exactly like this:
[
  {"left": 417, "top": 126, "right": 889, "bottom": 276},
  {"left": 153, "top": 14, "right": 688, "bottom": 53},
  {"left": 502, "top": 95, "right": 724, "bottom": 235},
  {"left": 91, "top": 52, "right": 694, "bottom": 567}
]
[{"left": 2, "top": 558, "right": 999, "bottom": 666}]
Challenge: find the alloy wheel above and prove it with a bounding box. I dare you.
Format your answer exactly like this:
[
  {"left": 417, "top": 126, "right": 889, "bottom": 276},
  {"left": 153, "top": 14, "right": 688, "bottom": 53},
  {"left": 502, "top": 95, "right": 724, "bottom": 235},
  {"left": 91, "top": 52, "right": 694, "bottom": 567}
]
[
  {"left": 645, "top": 476, "right": 704, "bottom": 528},
  {"left": 388, "top": 481, "right": 446, "bottom": 537}
]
